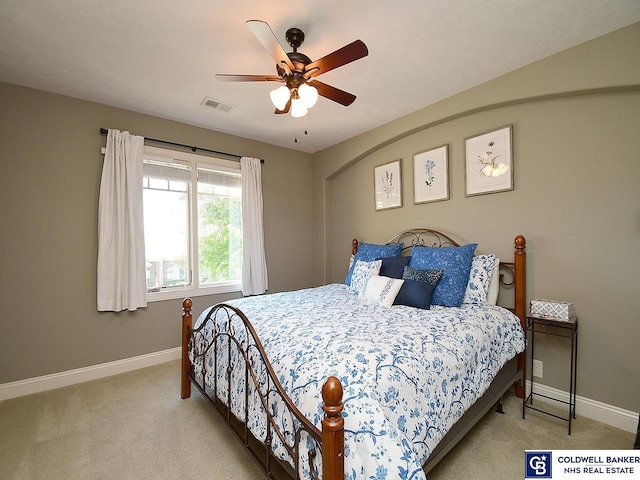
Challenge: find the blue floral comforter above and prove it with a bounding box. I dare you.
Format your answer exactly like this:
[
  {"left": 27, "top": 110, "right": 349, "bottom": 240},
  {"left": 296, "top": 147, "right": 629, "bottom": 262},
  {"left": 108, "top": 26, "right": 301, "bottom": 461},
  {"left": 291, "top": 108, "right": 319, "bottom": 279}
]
[{"left": 193, "top": 283, "right": 525, "bottom": 480}]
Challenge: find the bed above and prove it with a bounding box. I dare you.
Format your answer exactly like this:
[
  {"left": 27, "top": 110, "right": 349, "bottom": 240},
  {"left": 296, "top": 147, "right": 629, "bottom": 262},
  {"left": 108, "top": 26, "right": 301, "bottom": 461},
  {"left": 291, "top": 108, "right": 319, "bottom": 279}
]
[{"left": 180, "top": 229, "right": 527, "bottom": 480}]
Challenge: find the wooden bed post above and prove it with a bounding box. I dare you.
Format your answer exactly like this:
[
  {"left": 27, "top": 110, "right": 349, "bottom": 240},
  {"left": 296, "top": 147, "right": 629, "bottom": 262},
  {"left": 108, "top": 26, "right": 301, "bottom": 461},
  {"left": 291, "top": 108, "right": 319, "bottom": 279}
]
[
  {"left": 321, "top": 376, "right": 344, "bottom": 480},
  {"left": 514, "top": 235, "right": 526, "bottom": 326},
  {"left": 514, "top": 235, "right": 526, "bottom": 398},
  {"left": 181, "top": 298, "right": 193, "bottom": 399}
]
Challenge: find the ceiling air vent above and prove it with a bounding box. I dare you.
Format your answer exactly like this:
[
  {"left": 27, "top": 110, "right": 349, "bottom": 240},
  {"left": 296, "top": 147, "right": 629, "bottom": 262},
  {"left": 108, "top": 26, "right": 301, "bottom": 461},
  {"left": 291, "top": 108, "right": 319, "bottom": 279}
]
[{"left": 201, "top": 97, "right": 235, "bottom": 113}]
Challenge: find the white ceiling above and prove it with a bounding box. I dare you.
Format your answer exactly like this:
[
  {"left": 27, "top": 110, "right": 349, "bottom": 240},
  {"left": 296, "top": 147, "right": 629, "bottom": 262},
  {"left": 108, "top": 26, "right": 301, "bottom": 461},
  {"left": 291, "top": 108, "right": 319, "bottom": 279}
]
[{"left": 1, "top": 1, "right": 638, "bottom": 154}]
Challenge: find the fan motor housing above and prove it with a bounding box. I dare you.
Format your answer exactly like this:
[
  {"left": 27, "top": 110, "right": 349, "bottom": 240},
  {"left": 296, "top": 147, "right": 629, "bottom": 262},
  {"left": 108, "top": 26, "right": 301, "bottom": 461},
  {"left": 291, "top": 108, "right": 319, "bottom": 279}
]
[
  {"left": 284, "top": 28, "right": 311, "bottom": 72},
  {"left": 287, "top": 52, "right": 312, "bottom": 72}
]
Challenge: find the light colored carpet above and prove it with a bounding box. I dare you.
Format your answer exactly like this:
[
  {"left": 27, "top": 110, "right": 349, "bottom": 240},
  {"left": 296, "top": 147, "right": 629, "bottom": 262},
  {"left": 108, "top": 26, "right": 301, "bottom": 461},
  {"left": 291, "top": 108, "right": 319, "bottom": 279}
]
[
  {"left": 0, "top": 360, "right": 634, "bottom": 479},
  {"left": 428, "top": 389, "right": 635, "bottom": 480}
]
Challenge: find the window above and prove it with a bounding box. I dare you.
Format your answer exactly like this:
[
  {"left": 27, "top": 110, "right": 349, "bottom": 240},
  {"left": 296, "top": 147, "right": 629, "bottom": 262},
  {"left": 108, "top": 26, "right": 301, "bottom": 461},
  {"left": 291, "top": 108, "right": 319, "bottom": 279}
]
[{"left": 142, "top": 146, "right": 242, "bottom": 301}]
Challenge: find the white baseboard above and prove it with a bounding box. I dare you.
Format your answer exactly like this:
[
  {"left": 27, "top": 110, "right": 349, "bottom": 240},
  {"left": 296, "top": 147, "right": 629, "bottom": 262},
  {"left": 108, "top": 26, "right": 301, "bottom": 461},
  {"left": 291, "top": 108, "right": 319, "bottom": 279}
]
[
  {"left": 0, "top": 347, "right": 181, "bottom": 402},
  {"left": 526, "top": 380, "right": 639, "bottom": 433},
  {"left": 1, "top": 355, "right": 637, "bottom": 435}
]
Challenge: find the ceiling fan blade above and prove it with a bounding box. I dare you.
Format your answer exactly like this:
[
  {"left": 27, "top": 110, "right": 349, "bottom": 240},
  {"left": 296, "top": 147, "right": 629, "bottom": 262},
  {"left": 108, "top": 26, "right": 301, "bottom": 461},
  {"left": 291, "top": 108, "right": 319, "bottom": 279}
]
[
  {"left": 304, "top": 40, "right": 368, "bottom": 78},
  {"left": 308, "top": 79, "right": 357, "bottom": 106},
  {"left": 275, "top": 97, "right": 292, "bottom": 114},
  {"left": 246, "top": 20, "right": 295, "bottom": 74},
  {"left": 216, "top": 74, "right": 282, "bottom": 82}
]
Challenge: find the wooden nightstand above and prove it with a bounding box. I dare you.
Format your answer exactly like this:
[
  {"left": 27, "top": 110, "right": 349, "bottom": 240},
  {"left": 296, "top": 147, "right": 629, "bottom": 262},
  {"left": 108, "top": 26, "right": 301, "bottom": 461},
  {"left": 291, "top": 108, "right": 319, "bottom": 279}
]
[{"left": 522, "top": 315, "right": 578, "bottom": 434}]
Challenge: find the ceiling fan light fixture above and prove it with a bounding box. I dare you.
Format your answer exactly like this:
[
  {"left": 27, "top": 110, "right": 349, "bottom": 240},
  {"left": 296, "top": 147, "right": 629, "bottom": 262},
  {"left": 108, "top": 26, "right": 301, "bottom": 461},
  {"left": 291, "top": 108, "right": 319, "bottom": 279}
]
[
  {"left": 218, "top": 21, "right": 368, "bottom": 119},
  {"left": 270, "top": 85, "right": 290, "bottom": 111},
  {"left": 298, "top": 83, "right": 318, "bottom": 109},
  {"left": 290, "top": 97, "right": 308, "bottom": 118}
]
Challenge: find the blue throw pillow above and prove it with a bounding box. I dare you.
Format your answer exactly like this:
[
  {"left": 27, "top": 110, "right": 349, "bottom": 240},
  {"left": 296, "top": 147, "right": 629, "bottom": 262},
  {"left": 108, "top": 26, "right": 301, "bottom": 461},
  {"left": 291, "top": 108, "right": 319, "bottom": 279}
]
[
  {"left": 345, "top": 242, "right": 403, "bottom": 285},
  {"left": 394, "top": 268, "right": 443, "bottom": 309},
  {"left": 409, "top": 243, "right": 478, "bottom": 307},
  {"left": 402, "top": 266, "right": 443, "bottom": 285},
  {"left": 379, "top": 256, "right": 410, "bottom": 279}
]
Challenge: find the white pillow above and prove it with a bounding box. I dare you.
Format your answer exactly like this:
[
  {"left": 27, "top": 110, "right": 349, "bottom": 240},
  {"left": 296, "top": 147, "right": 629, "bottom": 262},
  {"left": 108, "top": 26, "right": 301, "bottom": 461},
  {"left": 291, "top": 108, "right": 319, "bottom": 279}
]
[
  {"left": 362, "top": 275, "right": 404, "bottom": 307},
  {"left": 486, "top": 257, "right": 500, "bottom": 305},
  {"left": 462, "top": 254, "right": 496, "bottom": 305},
  {"left": 350, "top": 260, "right": 382, "bottom": 296}
]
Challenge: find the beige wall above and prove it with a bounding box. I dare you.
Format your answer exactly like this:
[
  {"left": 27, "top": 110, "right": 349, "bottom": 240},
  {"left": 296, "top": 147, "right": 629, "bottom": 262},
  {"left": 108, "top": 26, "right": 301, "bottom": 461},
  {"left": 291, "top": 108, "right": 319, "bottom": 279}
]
[
  {"left": 0, "top": 83, "right": 313, "bottom": 383},
  {"left": 312, "top": 23, "right": 640, "bottom": 412},
  {"left": 1, "top": 23, "right": 638, "bottom": 415}
]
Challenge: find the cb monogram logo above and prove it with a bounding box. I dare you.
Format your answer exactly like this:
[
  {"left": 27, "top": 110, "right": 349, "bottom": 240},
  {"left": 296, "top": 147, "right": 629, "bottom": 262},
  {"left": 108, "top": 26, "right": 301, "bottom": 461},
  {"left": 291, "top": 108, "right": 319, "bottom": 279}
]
[{"left": 525, "top": 451, "right": 552, "bottom": 478}]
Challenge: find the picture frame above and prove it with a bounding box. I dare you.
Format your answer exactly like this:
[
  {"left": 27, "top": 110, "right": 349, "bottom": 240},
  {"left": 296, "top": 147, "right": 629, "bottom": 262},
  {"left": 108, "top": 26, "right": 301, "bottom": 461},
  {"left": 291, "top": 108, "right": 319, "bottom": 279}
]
[
  {"left": 413, "top": 144, "right": 449, "bottom": 204},
  {"left": 374, "top": 159, "right": 402, "bottom": 211},
  {"left": 464, "top": 125, "right": 513, "bottom": 196}
]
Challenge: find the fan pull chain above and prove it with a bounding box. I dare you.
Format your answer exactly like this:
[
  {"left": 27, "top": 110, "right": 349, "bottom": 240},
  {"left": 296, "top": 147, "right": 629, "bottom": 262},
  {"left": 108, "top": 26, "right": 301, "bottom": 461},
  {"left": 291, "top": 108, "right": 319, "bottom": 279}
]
[{"left": 293, "top": 116, "right": 309, "bottom": 143}]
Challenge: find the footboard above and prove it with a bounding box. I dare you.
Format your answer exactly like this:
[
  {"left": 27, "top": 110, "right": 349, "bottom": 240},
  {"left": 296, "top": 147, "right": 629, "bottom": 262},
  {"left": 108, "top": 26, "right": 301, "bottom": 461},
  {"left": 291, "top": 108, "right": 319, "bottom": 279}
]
[{"left": 181, "top": 300, "right": 344, "bottom": 480}]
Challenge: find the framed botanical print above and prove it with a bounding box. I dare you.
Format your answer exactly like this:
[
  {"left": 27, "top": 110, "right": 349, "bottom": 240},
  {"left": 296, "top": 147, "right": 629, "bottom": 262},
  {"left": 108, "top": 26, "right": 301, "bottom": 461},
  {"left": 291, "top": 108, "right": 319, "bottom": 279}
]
[
  {"left": 374, "top": 159, "right": 402, "bottom": 211},
  {"left": 413, "top": 144, "right": 449, "bottom": 204},
  {"left": 465, "top": 125, "right": 513, "bottom": 196}
]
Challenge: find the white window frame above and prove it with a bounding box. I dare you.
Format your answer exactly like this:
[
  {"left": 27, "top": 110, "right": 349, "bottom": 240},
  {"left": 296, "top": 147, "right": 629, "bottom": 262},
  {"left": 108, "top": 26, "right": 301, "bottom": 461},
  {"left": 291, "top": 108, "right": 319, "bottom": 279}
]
[{"left": 143, "top": 145, "right": 242, "bottom": 302}]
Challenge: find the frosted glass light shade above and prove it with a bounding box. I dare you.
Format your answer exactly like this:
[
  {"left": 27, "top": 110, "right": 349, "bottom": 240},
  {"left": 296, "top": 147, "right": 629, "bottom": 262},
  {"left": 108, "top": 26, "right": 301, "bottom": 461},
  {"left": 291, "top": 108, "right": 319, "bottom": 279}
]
[
  {"left": 298, "top": 83, "right": 318, "bottom": 109},
  {"left": 270, "top": 85, "right": 290, "bottom": 110},
  {"left": 290, "top": 97, "right": 308, "bottom": 118},
  {"left": 480, "top": 163, "right": 509, "bottom": 177}
]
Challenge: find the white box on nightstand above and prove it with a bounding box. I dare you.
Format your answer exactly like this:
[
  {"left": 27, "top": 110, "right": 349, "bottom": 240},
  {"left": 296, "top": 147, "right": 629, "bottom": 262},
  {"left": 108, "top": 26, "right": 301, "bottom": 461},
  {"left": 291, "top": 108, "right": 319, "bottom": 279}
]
[{"left": 530, "top": 299, "right": 575, "bottom": 320}]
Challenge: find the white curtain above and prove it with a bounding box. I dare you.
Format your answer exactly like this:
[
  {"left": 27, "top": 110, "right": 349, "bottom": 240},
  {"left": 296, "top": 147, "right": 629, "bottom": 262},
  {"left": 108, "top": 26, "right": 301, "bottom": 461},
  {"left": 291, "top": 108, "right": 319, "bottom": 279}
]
[
  {"left": 97, "top": 129, "right": 147, "bottom": 311},
  {"left": 241, "top": 157, "right": 268, "bottom": 296}
]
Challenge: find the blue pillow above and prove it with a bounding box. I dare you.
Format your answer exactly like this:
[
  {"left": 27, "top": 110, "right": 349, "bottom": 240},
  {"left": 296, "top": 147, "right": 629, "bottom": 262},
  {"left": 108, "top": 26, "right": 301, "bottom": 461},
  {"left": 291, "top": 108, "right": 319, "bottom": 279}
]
[
  {"left": 345, "top": 242, "right": 403, "bottom": 285},
  {"left": 394, "top": 268, "right": 443, "bottom": 309},
  {"left": 409, "top": 243, "right": 478, "bottom": 307},
  {"left": 379, "top": 256, "right": 410, "bottom": 279},
  {"left": 402, "top": 266, "right": 443, "bottom": 285}
]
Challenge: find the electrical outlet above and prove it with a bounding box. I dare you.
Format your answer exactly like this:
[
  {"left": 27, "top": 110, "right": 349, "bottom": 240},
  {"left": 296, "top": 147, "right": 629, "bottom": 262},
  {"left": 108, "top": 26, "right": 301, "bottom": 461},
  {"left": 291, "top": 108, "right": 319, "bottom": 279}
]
[{"left": 532, "top": 359, "right": 543, "bottom": 378}]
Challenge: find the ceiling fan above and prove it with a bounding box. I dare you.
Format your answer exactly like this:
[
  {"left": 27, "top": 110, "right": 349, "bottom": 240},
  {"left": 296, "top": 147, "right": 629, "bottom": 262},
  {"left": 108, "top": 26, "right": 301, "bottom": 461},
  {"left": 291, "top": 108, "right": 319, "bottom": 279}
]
[{"left": 216, "top": 20, "right": 368, "bottom": 117}]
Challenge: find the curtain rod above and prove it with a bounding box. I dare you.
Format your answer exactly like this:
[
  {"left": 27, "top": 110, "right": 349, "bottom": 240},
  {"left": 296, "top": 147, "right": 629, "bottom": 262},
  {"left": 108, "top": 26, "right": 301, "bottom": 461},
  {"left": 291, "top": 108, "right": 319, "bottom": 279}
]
[{"left": 99, "top": 128, "right": 263, "bottom": 163}]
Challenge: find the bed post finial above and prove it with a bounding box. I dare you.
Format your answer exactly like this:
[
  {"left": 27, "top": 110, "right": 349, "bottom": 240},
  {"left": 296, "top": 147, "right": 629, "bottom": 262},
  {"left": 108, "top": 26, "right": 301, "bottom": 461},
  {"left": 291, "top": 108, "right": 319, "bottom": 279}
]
[
  {"left": 352, "top": 239, "right": 359, "bottom": 256},
  {"left": 181, "top": 298, "right": 193, "bottom": 399},
  {"left": 321, "top": 376, "right": 344, "bottom": 480}
]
